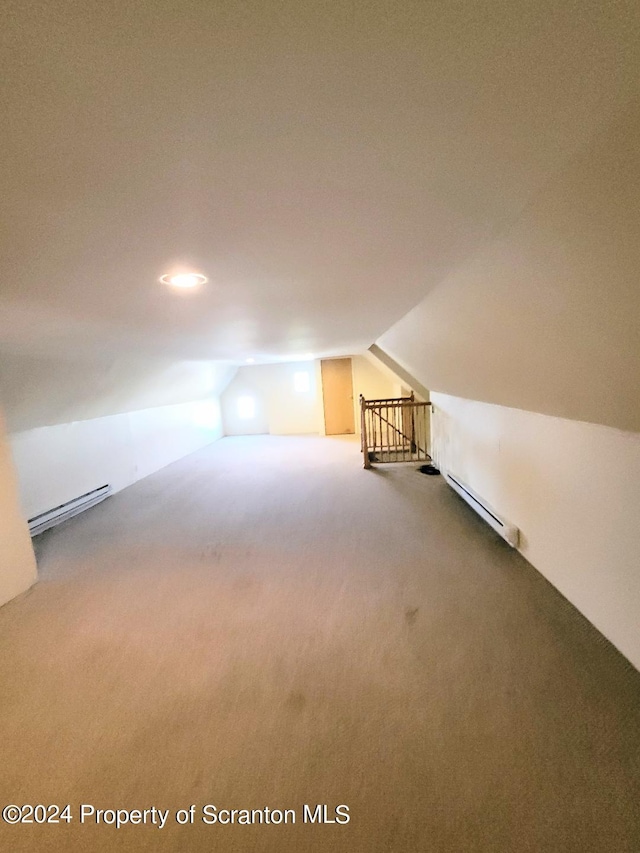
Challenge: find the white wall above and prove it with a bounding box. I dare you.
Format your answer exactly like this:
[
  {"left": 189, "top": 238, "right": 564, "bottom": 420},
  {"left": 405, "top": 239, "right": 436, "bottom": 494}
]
[
  {"left": 222, "top": 356, "right": 402, "bottom": 438},
  {"left": 431, "top": 392, "right": 640, "bottom": 671},
  {"left": 10, "top": 399, "right": 223, "bottom": 521},
  {"left": 221, "top": 362, "right": 320, "bottom": 436},
  {"left": 0, "top": 413, "right": 37, "bottom": 606}
]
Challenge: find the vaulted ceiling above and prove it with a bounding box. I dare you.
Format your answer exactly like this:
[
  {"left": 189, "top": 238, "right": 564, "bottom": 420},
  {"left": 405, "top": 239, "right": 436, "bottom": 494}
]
[{"left": 1, "top": 0, "right": 639, "bottom": 366}]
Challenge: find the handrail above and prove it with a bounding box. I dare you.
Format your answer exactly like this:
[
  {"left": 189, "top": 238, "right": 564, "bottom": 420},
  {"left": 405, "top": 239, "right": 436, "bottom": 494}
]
[
  {"left": 361, "top": 400, "right": 432, "bottom": 408},
  {"left": 363, "top": 396, "right": 414, "bottom": 404}
]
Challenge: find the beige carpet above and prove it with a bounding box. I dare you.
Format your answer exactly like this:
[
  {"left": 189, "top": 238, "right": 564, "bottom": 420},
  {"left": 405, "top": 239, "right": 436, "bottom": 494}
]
[{"left": 0, "top": 435, "right": 639, "bottom": 852}]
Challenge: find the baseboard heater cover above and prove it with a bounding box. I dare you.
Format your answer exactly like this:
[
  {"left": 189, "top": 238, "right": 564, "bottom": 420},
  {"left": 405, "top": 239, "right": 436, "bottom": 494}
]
[
  {"left": 28, "top": 484, "right": 112, "bottom": 537},
  {"left": 443, "top": 471, "right": 519, "bottom": 548}
]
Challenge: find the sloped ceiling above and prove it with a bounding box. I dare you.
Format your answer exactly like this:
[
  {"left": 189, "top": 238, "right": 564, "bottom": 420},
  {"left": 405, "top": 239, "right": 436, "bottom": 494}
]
[
  {"left": 377, "top": 97, "right": 640, "bottom": 432},
  {"left": 2, "top": 0, "right": 639, "bottom": 367},
  {"left": 0, "top": 353, "right": 236, "bottom": 433}
]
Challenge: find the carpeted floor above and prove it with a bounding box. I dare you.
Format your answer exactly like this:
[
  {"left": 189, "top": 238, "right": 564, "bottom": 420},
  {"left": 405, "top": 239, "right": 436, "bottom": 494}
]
[{"left": 0, "top": 435, "right": 639, "bottom": 852}]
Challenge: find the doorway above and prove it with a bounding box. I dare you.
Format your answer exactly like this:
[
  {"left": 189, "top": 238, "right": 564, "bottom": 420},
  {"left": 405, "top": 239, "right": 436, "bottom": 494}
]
[{"left": 321, "top": 358, "right": 355, "bottom": 435}]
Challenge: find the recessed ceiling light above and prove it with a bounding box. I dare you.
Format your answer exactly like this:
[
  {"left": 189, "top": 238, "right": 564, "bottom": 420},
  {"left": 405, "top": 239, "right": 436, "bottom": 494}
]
[
  {"left": 160, "top": 272, "right": 207, "bottom": 289},
  {"left": 245, "top": 358, "right": 255, "bottom": 364}
]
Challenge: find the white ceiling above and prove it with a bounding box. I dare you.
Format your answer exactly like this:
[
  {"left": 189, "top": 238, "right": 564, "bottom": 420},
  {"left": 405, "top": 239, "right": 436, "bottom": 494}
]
[{"left": 1, "top": 0, "right": 638, "bottom": 363}]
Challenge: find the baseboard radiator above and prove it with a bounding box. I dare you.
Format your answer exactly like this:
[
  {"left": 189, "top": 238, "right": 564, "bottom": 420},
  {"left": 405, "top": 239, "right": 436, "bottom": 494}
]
[
  {"left": 28, "top": 484, "right": 112, "bottom": 537},
  {"left": 444, "top": 471, "right": 519, "bottom": 548}
]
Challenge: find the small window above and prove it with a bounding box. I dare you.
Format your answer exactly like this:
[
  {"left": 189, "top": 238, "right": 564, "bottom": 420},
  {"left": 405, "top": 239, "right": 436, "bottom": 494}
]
[
  {"left": 237, "top": 396, "right": 256, "bottom": 419},
  {"left": 293, "top": 371, "right": 310, "bottom": 393}
]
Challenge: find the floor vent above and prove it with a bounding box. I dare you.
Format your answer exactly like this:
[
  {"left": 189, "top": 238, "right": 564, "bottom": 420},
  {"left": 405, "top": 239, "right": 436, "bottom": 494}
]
[
  {"left": 444, "top": 472, "right": 519, "bottom": 548},
  {"left": 28, "top": 484, "right": 112, "bottom": 537}
]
